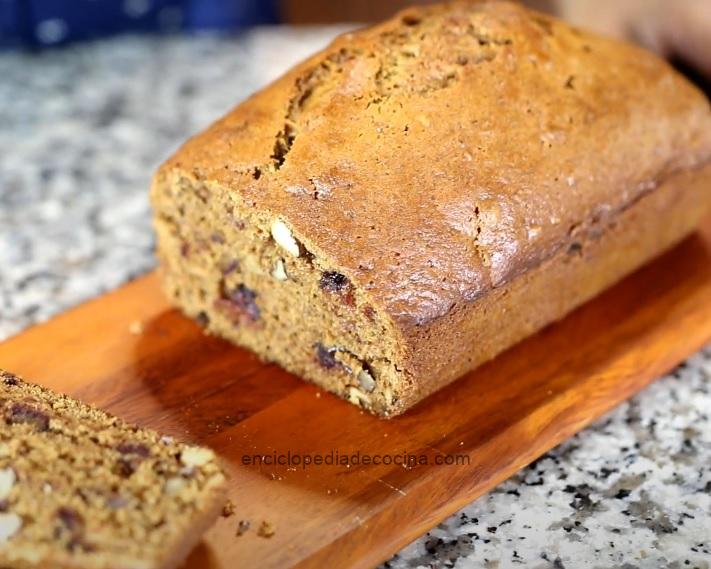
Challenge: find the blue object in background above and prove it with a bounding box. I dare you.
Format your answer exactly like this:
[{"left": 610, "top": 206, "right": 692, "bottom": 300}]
[{"left": 0, "top": 0, "right": 280, "bottom": 48}]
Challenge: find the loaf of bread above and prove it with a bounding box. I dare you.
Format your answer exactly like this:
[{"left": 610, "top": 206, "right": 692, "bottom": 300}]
[
  {"left": 151, "top": 1, "right": 711, "bottom": 417},
  {"left": 0, "top": 370, "right": 226, "bottom": 569}
]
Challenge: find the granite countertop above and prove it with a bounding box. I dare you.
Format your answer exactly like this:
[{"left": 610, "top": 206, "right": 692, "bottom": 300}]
[{"left": 1, "top": 28, "right": 710, "bottom": 569}]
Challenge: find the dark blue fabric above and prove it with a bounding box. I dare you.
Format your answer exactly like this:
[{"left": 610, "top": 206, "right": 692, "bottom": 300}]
[{"left": 0, "top": 0, "right": 279, "bottom": 48}]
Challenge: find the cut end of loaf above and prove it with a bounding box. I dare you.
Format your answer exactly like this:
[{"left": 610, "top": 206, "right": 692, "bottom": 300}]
[
  {"left": 151, "top": 171, "right": 408, "bottom": 417},
  {"left": 0, "top": 370, "right": 227, "bottom": 569}
]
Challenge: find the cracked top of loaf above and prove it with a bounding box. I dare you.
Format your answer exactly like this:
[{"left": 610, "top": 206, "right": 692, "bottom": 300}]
[{"left": 158, "top": 0, "right": 711, "bottom": 326}]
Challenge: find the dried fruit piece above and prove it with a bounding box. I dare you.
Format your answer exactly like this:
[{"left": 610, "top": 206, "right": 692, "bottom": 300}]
[
  {"left": 114, "top": 458, "right": 137, "bottom": 478},
  {"left": 54, "top": 507, "right": 95, "bottom": 552},
  {"left": 116, "top": 442, "right": 150, "bottom": 457},
  {"left": 5, "top": 402, "right": 50, "bottom": 432},
  {"left": 319, "top": 271, "right": 350, "bottom": 293},
  {"left": 216, "top": 284, "right": 261, "bottom": 323},
  {"left": 56, "top": 507, "right": 84, "bottom": 534},
  {"left": 362, "top": 305, "right": 376, "bottom": 321},
  {"left": 315, "top": 344, "right": 340, "bottom": 369},
  {"left": 220, "top": 259, "right": 240, "bottom": 276}
]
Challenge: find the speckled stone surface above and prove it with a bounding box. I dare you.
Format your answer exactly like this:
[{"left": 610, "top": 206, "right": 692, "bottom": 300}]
[{"left": 0, "top": 29, "right": 709, "bottom": 569}]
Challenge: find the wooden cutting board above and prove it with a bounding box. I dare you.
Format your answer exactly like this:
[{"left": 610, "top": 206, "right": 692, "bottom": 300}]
[{"left": 1, "top": 217, "right": 710, "bottom": 569}]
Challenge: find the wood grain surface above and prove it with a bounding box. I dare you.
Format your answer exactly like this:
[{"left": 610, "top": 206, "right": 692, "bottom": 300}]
[{"left": 1, "top": 218, "right": 710, "bottom": 569}]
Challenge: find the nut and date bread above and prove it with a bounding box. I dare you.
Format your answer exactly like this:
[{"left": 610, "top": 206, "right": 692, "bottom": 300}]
[
  {"left": 151, "top": 1, "right": 711, "bottom": 416},
  {"left": 0, "top": 370, "right": 226, "bottom": 569}
]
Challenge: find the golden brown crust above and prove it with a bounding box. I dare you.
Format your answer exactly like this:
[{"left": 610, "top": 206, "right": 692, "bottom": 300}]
[
  {"left": 161, "top": 1, "right": 711, "bottom": 323},
  {"left": 392, "top": 163, "right": 711, "bottom": 412},
  {"left": 153, "top": 0, "right": 711, "bottom": 415}
]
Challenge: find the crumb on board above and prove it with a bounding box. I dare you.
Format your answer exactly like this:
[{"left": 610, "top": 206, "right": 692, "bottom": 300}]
[
  {"left": 236, "top": 519, "right": 250, "bottom": 536},
  {"left": 221, "top": 500, "right": 236, "bottom": 518},
  {"left": 128, "top": 320, "right": 144, "bottom": 335},
  {"left": 257, "top": 520, "right": 275, "bottom": 538}
]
